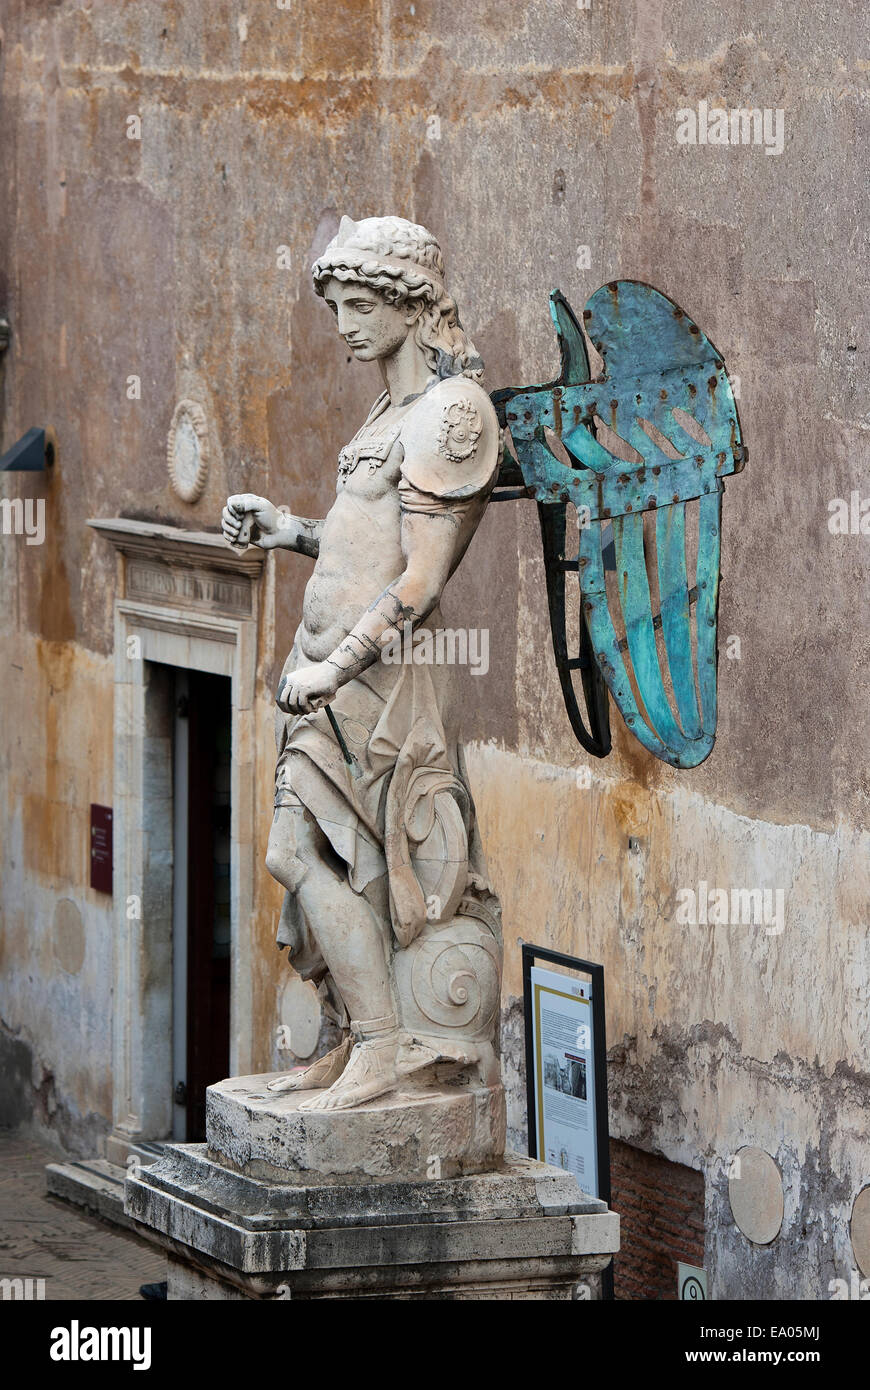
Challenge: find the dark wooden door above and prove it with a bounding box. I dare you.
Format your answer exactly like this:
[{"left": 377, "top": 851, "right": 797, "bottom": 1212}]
[{"left": 184, "top": 670, "right": 232, "bottom": 1141}]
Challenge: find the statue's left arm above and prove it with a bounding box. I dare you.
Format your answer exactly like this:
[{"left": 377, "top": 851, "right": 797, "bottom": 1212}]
[{"left": 278, "top": 379, "right": 499, "bottom": 714}]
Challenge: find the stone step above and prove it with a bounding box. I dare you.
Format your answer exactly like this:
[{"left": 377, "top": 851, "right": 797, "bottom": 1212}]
[{"left": 46, "top": 1145, "right": 164, "bottom": 1235}]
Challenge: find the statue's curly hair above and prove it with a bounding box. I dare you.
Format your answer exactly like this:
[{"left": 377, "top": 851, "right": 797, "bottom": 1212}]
[{"left": 312, "top": 216, "right": 484, "bottom": 382}]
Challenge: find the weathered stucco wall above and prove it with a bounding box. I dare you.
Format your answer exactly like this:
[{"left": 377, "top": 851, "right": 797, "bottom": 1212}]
[{"left": 0, "top": 1, "right": 866, "bottom": 1298}]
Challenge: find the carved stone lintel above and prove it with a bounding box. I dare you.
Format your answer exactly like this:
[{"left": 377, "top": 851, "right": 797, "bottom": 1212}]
[
  {"left": 88, "top": 516, "right": 266, "bottom": 621},
  {"left": 88, "top": 516, "right": 266, "bottom": 581}
]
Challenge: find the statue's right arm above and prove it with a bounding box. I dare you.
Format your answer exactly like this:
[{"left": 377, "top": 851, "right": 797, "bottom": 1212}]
[{"left": 222, "top": 494, "right": 323, "bottom": 557}]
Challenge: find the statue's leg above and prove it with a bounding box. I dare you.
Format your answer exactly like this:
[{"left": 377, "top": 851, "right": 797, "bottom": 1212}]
[
  {"left": 265, "top": 805, "right": 395, "bottom": 1029},
  {"left": 264, "top": 808, "right": 445, "bottom": 1112}
]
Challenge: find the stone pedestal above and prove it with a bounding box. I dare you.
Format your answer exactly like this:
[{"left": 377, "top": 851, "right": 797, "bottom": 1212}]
[
  {"left": 207, "top": 1073, "right": 506, "bottom": 1182},
  {"left": 123, "top": 1073, "right": 619, "bottom": 1300},
  {"left": 125, "top": 1142, "right": 618, "bottom": 1300}
]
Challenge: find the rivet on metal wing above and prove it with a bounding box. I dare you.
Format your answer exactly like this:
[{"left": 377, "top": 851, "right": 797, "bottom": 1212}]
[{"left": 491, "top": 281, "right": 746, "bottom": 769}]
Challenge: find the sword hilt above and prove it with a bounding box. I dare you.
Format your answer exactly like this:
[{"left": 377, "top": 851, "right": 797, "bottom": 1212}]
[{"left": 229, "top": 511, "right": 255, "bottom": 550}]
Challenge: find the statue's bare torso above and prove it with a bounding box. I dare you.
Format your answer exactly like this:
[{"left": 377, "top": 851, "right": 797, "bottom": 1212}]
[
  {"left": 299, "top": 385, "right": 493, "bottom": 662},
  {"left": 299, "top": 434, "right": 405, "bottom": 661}
]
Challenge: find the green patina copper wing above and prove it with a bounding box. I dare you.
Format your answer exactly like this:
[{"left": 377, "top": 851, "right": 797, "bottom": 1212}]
[{"left": 491, "top": 280, "right": 746, "bottom": 769}]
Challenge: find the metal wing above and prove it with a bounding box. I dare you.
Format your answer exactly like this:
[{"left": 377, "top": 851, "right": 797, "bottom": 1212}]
[{"left": 491, "top": 281, "right": 746, "bottom": 769}]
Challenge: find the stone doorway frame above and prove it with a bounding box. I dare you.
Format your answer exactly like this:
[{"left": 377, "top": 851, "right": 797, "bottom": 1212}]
[{"left": 88, "top": 519, "right": 265, "bottom": 1162}]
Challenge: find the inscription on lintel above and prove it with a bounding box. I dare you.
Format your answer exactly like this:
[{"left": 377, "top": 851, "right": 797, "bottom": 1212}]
[{"left": 126, "top": 558, "right": 252, "bottom": 616}]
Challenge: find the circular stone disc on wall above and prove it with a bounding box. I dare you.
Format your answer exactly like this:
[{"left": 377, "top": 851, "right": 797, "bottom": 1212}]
[
  {"left": 278, "top": 974, "right": 321, "bottom": 1060},
  {"left": 167, "top": 399, "right": 210, "bottom": 503},
  {"left": 850, "top": 1186, "right": 870, "bottom": 1277},
  {"left": 53, "top": 898, "right": 86, "bottom": 975},
  {"left": 728, "top": 1146, "right": 784, "bottom": 1245}
]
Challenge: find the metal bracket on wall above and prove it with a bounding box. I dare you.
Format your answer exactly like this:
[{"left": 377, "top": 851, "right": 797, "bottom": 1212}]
[{"left": 0, "top": 427, "right": 55, "bottom": 472}]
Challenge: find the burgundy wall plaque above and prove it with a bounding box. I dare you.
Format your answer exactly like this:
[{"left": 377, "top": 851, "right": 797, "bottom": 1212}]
[{"left": 90, "top": 804, "right": 113, "bottom": 894}]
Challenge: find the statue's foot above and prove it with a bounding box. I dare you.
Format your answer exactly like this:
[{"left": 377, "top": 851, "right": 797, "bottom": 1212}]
[
  {"left": 297, "top": 1030, "right": 461, "bottom": 1112},
  {"left": 265, "top": 1036, "right": 353, "bottom": 1094}
]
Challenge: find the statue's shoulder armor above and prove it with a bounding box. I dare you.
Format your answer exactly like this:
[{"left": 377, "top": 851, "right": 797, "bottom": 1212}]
[{"left": 398, "top": 375, "right": 499, "bottom": 502}]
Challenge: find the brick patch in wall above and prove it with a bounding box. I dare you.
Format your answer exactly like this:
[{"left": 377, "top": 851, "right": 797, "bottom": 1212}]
[{"left": 610, "top": 1139, "right": 705, "bottom": 1301}]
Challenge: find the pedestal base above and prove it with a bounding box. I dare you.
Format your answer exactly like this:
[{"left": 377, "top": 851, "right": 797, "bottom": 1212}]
[
  {"left": 124, "top": 1143, "right": 619, "bottom": 1300},
  {"left": 207, "top": 1072, "right": 506, "bottom": 1182}
]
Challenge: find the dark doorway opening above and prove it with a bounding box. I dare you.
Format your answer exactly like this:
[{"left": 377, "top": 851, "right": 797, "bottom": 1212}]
[{"left": 171, "top": 668, "right": 232, "bottom": 1142}]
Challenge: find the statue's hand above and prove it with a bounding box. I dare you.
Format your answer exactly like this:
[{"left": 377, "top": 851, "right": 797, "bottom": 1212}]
[
  {"left": 276, "top": 662, "right": 340, "bottom": 715},
  {"left": 222, "top": 493, "right": 282, "bottom": 549}
]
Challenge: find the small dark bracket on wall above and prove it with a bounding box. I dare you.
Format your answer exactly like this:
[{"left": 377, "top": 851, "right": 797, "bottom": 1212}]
[{"left": 0, "top": 427, "right": 54, "bottom": 472}]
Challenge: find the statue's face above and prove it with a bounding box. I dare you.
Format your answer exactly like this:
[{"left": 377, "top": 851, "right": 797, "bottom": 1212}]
[{"left": 322, "top": 275, "right": 418, "bottom": 362}]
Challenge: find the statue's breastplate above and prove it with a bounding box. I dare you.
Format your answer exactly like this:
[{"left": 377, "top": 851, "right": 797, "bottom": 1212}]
[{"left": 337, "top": 405, "right": 403, "bottom": 497}]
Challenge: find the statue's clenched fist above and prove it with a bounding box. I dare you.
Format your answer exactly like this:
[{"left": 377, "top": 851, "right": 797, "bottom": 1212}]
[
  {"left": 276, "top": 662, "right": 340, "bottom": 715},
  {"left": 222, "top": 493, "right": 283, "bottom": 549}
]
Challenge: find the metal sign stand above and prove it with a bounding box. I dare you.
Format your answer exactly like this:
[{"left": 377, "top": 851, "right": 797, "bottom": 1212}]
[{"left": 522, "top": 942, "right": 614, "bottom": 1299}]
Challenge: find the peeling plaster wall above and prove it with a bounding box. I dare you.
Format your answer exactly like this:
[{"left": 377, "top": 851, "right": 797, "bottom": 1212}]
[
  {"left": 0, "top": 1, "right": 866, "bottom": 1297},
  {"left": 0, "top": 637, "right": 114, "bottom": 1153},
  {"left": 470, "top": 746, "right": 870, "bottom": 1298}
]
